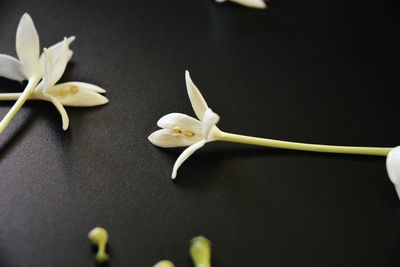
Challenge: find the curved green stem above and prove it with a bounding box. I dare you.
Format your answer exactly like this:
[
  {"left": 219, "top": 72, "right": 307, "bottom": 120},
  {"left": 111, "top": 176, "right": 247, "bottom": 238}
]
[
  {"left": 219, "top": 131, "right": 391, "bottom": 156},
  {"left": 0, "top": 76, "right": 40, "bottom": 134}
]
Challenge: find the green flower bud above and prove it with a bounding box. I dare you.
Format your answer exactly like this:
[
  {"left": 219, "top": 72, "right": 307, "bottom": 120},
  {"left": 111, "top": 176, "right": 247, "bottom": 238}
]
[
  {"left": 153, "top": 260, "right": 175, "bottom": 267},
  {"left": 88, "top": 227, "right": 110, "bottom": 264},
  {"left": 190, "top": 236, "right": 212, "bottom": 267}
]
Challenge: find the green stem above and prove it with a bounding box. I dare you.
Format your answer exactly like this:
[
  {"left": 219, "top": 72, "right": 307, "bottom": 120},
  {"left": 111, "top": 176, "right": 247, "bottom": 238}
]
[
  {"left": 219, "top": 131, "right": 391, "bottom": 156},
  {"left": 0, "top": 93, "right": 22, "bottom": 101},
  {"left": 0, "top": 76, "right": 40, "bottom": 134}
]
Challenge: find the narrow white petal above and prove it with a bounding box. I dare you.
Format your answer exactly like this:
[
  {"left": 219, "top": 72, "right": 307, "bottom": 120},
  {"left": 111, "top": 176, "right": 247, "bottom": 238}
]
[
  {"left": 185, "top": 71, "right": 209, "bottom": 121},
  {"left": 55, "top": 81, "right": 106, "bottom": 93},
  {"left": 386, "top": 146, "right": 400, "bottom": 199},
  {"left": 39, "top": 36, "right": 75, "bottom": 74},
  {"left": 46, "top": 82, "right": 109, "bottom": 107},
  {"left": 201, "top": 108, "right": 220, "bottom": 139},
  {"left": 45, "top": 94, "right": 70, "bottom": 130},
  {"left": 0, "top": 54, "right": 26, "bottom": 81},
  {"left": 16, "top": 13, "right": 40, "bottom": 78},
  {"left": 148, "top": 129, "right": 200, "bottom": 148},
  {"left": 43, "top": 49, "right": 53, "bottom": 91},
  {"left": 48, "top": 38, "right": 69, "bottom": 87},
  {"left": 171, "top": 140, "right": 206, "bottom": 179},
  {"left": 157, "top": 113, "right": 202, "bottom": 130},
  {"left": 229, "top": 0, "right": 267, "bottom": 9}
]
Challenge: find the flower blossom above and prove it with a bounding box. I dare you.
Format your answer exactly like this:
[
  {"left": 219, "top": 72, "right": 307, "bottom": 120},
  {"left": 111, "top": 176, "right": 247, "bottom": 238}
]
[
  {"left": 0, "top": 13, "right": 74, "bottom": 83},
  {"left": 148, "top": 71, "right": 221, "bottom": 179},
  {"left": 0, "top": 13, "right": 108, "bottom": 131}
]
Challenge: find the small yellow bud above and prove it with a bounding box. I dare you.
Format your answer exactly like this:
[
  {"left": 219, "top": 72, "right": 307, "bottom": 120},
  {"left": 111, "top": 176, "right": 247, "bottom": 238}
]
[
  {"left": 153, "top": 260, "right": 175, "bottom": 267},
  {"left": 88, "top": 227, "right": 110, "bottom": 263},
  {"left": 190, "top": 236, "right": 212, "bottom": 267}
]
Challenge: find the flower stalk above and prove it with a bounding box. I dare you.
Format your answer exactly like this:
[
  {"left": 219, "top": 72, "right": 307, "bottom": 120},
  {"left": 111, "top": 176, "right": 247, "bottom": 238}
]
[
  {"left": 149, "top": 71, "right": 395, "bottom": 180},
  {"left": 218, "top": 131, "right": 391, "bottom": 156},
  {"left": 0, "top": 75, "right": 40, "bottom": 133}
]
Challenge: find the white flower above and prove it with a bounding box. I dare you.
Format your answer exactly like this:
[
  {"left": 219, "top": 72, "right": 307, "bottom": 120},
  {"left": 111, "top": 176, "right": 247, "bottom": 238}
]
[
  {"left": 0, "top": 13, "right": 75, "bottom": 82},
  {"left": 148, "top": 71, "right": 221, "bottom": 179},
  {"left": 215, "top": 0, "right": 267, "bottom": 9},
  {"left": 0, "top": 13, "right": 75, "bottom": 134},
  {"left": 386, "top": 146, "right": 400, "bottom": 200},
  {"left": 29, "top": 42, "right": 108, "bottom": 130}
]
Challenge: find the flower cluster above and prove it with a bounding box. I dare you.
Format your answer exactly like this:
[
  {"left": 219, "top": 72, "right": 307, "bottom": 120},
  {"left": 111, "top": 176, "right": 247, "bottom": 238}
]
[{"left": 0, "top": 13, "right": 108, "bottom": 132}]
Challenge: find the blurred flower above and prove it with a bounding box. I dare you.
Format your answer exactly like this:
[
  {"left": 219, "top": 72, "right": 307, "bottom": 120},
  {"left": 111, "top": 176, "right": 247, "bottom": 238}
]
[
  {"left": 386, "top": 146, "right": 400, "bottom": 200},
  {"left": 215, "top": 0, "right": 267, "bottom": 9},
  {"left": 153, "top": 260, "right": 175, "bottom": 267},
  {"left": 190, "top": 236, "right": 212, "bottom": 267}
]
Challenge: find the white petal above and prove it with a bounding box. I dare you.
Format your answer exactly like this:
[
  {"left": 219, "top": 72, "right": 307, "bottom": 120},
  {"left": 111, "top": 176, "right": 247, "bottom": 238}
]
[
  {"left": 43, "top": 48, "right": 53, "bottom": 90},
  {"left": 202, "top": 108, "right": 220, "bottom": 139},
  {"left": 185, "top": 71, "right": 209, "bottom": 121},
  {"left": 45, "top": 94, "right": 70, "bottom": 130},
  {"left": 56, "top": 81, "right": 106, "bottom": 93},
  {"left": 386, "top": 146, "right": 400, "bottom": 199},
  {"left": 0, "top": 54, "right": 26, "bottom": 81},
  {"left": 45, "top": 82, "right": 109, "bottom": 107},
  {"left": 39, "top": 36, "right": 75, "bottom": 74},
  {"left": 172, "top": 140, "right": 206, "bottom": 179},
  {"left": 48, "top": 38, "right": 69, "bottom": 87},
  {"left": 148, "top": 129, "right": 201, "bottom": 148},
  {"left": 157, "top": 113, "right": 202, "bottom": 130},
  {"left": 16, "top": 13, "right": 40, "bottom": 78},
  {"left": 229, "top": 0, "right": 267, "bottom": 9}
]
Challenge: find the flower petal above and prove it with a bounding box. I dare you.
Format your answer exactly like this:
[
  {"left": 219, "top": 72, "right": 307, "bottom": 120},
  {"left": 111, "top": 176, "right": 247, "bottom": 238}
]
[
  {"left": 201, "top": 108, "right": 220, "bottom": 139},
  {"left": 39, "top": 36, "right": 75, "bottom": 74},
  {"left": 45, "top": 94, "right": 70, "bottom": 130},
  {"left": 386, "top": 146, "right": 400, "bottom": 199},
  {"left": 0, "top": 54, "right": 26, "bottom": 81},
  {"left": 45, "top": 82, "right": 109, "bottom": 107},
  {"left": 148, "top": 129, "right": 201, "bottom": 148},
  {"left": 157, "top": 113, "right": 202, "bottom": 130},
  {"left": 185, "top": 71, "right": 209, "bottom": 121},
  {"left": 228, "top": 0, "right": 267, "bottom": 9},
  {"left": 48, "top": 38, "right": 69, "bottom": 87},
  {"left": 15, "top": 13, "right": 40, "bottom": 78},
  {"left": 43, "top": 48, "right": 53, "bottom": 91},
  {"left": 171, "top": 140, "right": 206, "bottom": 179}
]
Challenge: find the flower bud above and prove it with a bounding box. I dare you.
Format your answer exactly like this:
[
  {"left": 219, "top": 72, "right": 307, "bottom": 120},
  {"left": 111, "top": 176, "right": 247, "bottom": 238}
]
[{"left": 190, "top": 236, "right": 212, "bottom": 267}]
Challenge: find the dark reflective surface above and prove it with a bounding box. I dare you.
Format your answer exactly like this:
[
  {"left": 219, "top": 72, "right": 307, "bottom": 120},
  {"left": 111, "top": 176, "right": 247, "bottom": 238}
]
[{"left": 1, "top": 0, "right": 400, "bottom": 266}]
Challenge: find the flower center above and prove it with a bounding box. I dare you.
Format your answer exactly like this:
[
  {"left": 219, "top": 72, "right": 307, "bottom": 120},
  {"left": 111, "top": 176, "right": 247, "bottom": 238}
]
[{"left": 172, "top": 126, "right": 195, "bottom": 137}]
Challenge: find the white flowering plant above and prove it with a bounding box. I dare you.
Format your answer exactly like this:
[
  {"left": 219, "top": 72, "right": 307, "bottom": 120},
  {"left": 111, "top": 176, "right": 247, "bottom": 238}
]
[{"left": 0, "top": 13, "right": 108, "bottom": 132}]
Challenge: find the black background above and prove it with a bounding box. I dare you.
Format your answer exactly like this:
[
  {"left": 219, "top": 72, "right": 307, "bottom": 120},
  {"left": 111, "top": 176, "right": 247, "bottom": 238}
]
[{"left": 1, "top": 0, "right": 400, "bottom": 266}]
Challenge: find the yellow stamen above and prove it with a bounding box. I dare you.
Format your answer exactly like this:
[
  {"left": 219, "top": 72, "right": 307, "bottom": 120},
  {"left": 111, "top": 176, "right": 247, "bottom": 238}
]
[
  {"left": 70, "top": 85, "right": 79, "bottom": 94},
  {"left": 59, "top": 89, "right": 67, "bottom": 96}
]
